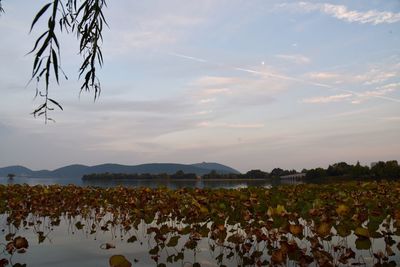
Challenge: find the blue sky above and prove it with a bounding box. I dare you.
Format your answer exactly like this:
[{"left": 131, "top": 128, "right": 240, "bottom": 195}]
[{"left": 0, "top": 0, "right": 399, "bottom": 172}]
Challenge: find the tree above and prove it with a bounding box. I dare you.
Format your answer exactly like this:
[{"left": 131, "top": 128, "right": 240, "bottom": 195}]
[
  {"left": 244, "top": 169, "right": 269, "bottom": 179},
  {"left": 349, "top": 161, "right": 370, "bottom": 178},
  {"left": 0, "top": 0, "right": 108, "bottom": 122}
]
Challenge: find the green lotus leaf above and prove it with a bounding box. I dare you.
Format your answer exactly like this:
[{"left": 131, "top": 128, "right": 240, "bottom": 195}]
[
  {"left": 109, "top": 255, "right": 132, "bottom": 267},
  {"left": 354, "top": 227, "right": 369, "bottom": 238},
  {"left": 355, "top": 237, "right": 371, "bottom": 250},
  {"left": 127, "top": 235, "right": 137, "bottom": 243}
]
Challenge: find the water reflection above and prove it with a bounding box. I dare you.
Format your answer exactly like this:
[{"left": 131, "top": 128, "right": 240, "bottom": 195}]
[
  {"left": 1, "top": 183, "right": 399, "bottom": 266},
  {"left": 0, "top": 176, "right": 300, "bottom": 188},
  {"left": 1, "top": 212, "right": 399, "bottom": 267}
]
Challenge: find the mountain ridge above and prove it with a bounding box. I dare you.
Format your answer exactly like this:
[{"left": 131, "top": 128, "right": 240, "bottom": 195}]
[{"left": 0, "top": 162, "right": 240, "bottom": 178}]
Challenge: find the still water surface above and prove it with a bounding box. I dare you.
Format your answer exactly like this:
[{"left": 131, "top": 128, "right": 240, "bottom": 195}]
[
  {"left": 0, "top": 176, "right": 300, "bottom": 188},
  {"left": 3, "top": 177, "right": 396, "bottom": 266}
]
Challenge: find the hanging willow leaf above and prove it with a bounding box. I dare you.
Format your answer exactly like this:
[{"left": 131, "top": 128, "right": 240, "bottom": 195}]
[
  {"left": 30, "top": 3, "right": 52, "bottom": 32},
  {"left": 25, "top": 0, "right": 108, "bottom": 122},
  {"left": 51, "top": 49, "right": 59, "bottom": 83}
]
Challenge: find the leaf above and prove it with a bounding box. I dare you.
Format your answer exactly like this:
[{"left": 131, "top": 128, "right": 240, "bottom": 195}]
[
  {"left": 336, "top": 204, "right": 349, "bottom": 216},
  {"left": 48, "top": 98, "right": 63, "bottom": 111},
  {"left": 109, "top": 255, "right": 132, "bottom": 267},
  {"left": 149, "top": 246, "right": 159, "bottom": 255},
  {"left": 289, "top": 224, "right": 303, "bottom": 236},
  {"left": 355, "top": 237, "right": 371, "bottom": 250},
  {"left": 354, "top": 227, "right": 369, "bottom": 238},
  {"left": 166, "top": 236, "right": 180, "bottom": 247},
  {"left": 38, "top": 232, "right": 45, "bottom": 243},
  {"left": 316, "top": 222, "right": 331, "bottom": 237},
  {"left": 127, "top": 235, "right": 137, "bottom": 243},
  {"left": 13, "top": 237, "right": 28, "bottom": 249},
  {"left": 101, "top": 243, "right": 115, "bottom": 250},
  {"left": 75, "top": 221, "right": 84, "bottom": 230},
  {"left": 271, "top": 249, "right": 285, "bottom": 264},
  {"left": 28, "top": 31, "right": 49, "bottom": 54},
  {"left": 51, "top": 49, "right": 59, "bottom": 83},
  {"left": 30, "top": 3, "right": 52, "bottom": 32}
]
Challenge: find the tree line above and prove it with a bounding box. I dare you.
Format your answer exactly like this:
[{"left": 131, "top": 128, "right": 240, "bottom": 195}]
[
  {"left": 81, "top": 168, "right": 298, "bottom": 180},
  {"left": 81, "top": 160, "right": 400, "bottom": 180},
  {"left": 303, "top": 160, "right": 400, "bottom": 180},
  {"left": 82, "top": 171, "right": 198, "bottom": 180}
]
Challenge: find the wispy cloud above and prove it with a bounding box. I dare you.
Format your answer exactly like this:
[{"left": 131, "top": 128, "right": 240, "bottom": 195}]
[
  {"left": 306, "top": 65, "right": 399, "bottom": 86},
  {"left": 173, "top": 52, "right": 400, "bottom": 105},
  {"left": 381, "top": 116, "right": 400, "bottom": 122},
  {"left": 105, "top": 15, "right": 205, "bottom": 55},
  {"left": 279, "top": 2, "right": 400, "bottom": 25},
  {"left": 275, "top": 54, "right": 311, "bottom": 64},
  {"left": 197, "top": 121, "right": 265, "bottom": 129},
  {"left": 302, "top": 93, "right": 353, "bottom": 104},
  {"left": 307, "top": 72, "right": 339, "bottom": 80},
  {"left": 303, "top": 82, "right": 400, "bottom": 104},
  {"left": 198, "top": 98, "right": 216, "bottom": 104}
]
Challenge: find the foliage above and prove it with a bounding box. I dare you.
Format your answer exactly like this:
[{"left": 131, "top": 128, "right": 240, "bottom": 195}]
[
  {"left": 1, "top": 181, "right": 400, "bottom": 266},
  {"left": 82, "top": 171, "right": 196, "bottom": 180},
  {"left": 305, "top": 160, "right": 400, "bottom": 180},
  {"left": 83, "top": 168, "right": 298, "bottom": 180},
  {"left": 0, "top": 0, "right": 107, "bottom": 122}
]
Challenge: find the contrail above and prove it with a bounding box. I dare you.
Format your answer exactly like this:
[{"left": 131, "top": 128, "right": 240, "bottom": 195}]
[
  {"left": 168, "top": 52, "right": 208, "bottom": 63},
  {"left": 169, "top": 52, "right": 400, "bottom": 103}
]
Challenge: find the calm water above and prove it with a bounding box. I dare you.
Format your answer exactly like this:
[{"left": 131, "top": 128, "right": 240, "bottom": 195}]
[
  {"left": 0, "top": 176, "right": 301, "bottom": 188},
  {"left": 1, "top": 178, "right": 399, "bottom": 266}
]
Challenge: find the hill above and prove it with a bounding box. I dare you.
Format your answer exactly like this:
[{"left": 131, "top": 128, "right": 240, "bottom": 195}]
[
  {"left": 0, "top": 162, "right": 240, "bottom": 178},
  {"left": 192, "top": 162, "right": 240, "bottom": 174}
]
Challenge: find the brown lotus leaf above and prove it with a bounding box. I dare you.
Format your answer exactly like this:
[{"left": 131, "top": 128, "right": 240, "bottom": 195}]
[
  {"left": 0, "top": 258, "right": 9, "bottom": 267},
  {"left": 386, "top": 244, "right": 395, "bottom": 256},
  {"left": 316, "top": 222, "right": 331, "bottom": 237},
  {"left": 13, "top": 236, "right": 29, "bottom": 249},
  {"left": 101, "top": 243, "right": 116, "bottom": 249},
  {"left": 289, "top": 224, "right": 303, "bottom": 236},
  {"left": 5, "top": 242, "right": 14, "bottom": 254},
  {"left": 335, "top": 204, "right": 349, "bottom": 216},
  {"left": 271, "top": 248, "right": 285, "bottom": 264}
]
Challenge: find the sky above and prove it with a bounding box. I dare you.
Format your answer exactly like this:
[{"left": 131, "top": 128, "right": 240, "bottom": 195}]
[{"left": 0, "top": 0, "right": 399, "bottom": 172}]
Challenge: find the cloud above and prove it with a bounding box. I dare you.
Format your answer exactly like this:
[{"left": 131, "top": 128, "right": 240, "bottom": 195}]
[
  {"left": 198, "top": 98, "right": 216, "bottom": 104},
  {"left": 307, "top": 72, "right": 339, "bottom": 80},
  {"left": 306, "top": 64, "right": 399, "bottom": 86},
  {"left": 360, "top": 71, "right": 396, "bottom": 85},
  {"left": 382, "top": 116, "right": 400, "bottom": 121},
  {"left": 275, "top": 54, "right": 311, "bottom": 64},
  {"left": 302, "top": 82, "right": 400, "bottom": 104},
  {"left": 104, "top": 15, "right": 205, "bottom": 55},
  {"left": 193, "top": 76, "right": 242, "bottom": 87},
  {"left": 190, "top": 74, "right": 285, "bottom": 108},
  {"left": 66, "top": 98, "right": 191, "bottom": 115},
  {"left": 197, "top": 121, "right": 265, "bottom": 129},
  {"left": 302, "top": 93, "right": 353, "bottom": 104},
  {"left": 279, "top": 2, "right": 400, "bottom": 25},
  {"left": 354, "top": 83, "right": 400, "bottom": 103}
]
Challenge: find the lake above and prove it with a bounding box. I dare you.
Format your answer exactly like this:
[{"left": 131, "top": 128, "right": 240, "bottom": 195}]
[
  {"left": 1, "top": 182, "right": 399, "bottom": 266},
  {"left": 0, "top": 176, "right": 302, "bottom": 188}
]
